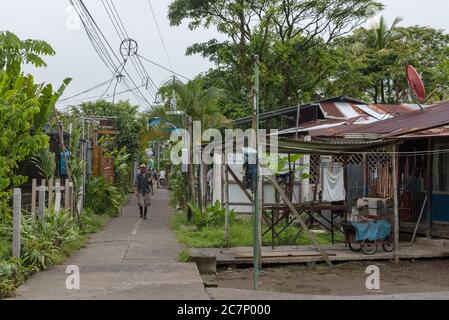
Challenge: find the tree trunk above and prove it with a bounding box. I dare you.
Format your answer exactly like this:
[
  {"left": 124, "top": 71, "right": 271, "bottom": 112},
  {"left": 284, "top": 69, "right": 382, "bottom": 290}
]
[
  {"left": 380, "top": 80, "right": 385, "bottom": 104},
  {"left": 374, "top": 85, "right": 379, "bottom": 104}
]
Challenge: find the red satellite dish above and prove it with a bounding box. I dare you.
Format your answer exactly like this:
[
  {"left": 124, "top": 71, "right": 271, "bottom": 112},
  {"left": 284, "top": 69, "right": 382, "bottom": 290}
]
[{"left": 406, "top": 65, "right": 426, "bottom": 103}]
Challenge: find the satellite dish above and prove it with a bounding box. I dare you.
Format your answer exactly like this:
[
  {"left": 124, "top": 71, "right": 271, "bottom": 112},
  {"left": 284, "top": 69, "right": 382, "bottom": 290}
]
[{"left": 406, "top": 65, "right": 426, "bottom": 104}]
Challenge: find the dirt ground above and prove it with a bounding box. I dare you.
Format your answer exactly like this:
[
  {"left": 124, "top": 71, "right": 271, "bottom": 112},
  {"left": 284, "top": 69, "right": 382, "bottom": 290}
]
[{"left": 212, "top": 259, "right": 449, "bottom": 296}]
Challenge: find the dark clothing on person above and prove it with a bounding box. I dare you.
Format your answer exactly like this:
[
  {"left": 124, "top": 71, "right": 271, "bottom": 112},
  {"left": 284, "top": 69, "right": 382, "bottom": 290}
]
[{"left": 136, "top": 173, "right": 152, "bottom": 195}]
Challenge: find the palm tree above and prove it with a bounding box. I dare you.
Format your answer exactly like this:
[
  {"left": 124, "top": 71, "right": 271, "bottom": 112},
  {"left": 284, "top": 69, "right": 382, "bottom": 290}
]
[
  {"left": 142, "top": 78, "right": 230, "bottom": 143},
  {"left": 371, "top": 16, "right": 403, "bottom": 103},
  {"left": 141, "top": 78, "right": 229, "bottom": 216},
  {"left": 373, "top": 16, "right": 403, "bottom": 51}
]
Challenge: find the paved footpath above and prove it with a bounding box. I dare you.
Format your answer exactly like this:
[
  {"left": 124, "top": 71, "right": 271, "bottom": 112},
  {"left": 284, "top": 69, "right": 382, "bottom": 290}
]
[
  {"left": 13, "top": 190, "right": 210, "bottom": 300},
  {"left": 12, "top": 189, "right": 449, "bottom": 300}
]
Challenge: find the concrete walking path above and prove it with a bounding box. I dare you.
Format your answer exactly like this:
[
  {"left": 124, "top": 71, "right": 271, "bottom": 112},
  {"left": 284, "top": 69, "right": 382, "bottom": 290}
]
[
  {"left": 12, "top": 189, "right": 449, "bottom": 300},
  {"left": 13, "top": 190, "right": 209, "bottom": 300}
]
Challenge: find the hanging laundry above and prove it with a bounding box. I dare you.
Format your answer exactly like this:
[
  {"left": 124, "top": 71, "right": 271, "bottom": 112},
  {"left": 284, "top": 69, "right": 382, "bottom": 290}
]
[{"left": 322, "top": 163, "right": 346, "bottom": 202}]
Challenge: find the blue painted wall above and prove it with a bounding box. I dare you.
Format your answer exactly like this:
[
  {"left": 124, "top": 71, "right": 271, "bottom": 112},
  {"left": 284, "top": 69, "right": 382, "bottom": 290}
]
[{"left": 432, "top": 194, "right": 449, "bottom": 222}]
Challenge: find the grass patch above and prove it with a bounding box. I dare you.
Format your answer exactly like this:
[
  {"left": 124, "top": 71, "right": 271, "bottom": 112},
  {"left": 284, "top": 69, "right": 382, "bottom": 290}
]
[
  {"left": 171, "top": 211, "right": 343, "bottom": 249},
  {"left": 177, "top": 248, "right": 190, "bottom": 262},
  {"left": 0, "top": 240, "right": 11, "bottom": 260}
]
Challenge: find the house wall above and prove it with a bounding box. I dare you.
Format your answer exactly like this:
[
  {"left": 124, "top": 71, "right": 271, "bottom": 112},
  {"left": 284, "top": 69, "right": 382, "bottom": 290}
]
[
  {"left": 432, "top": 138, "right": 449, "bottom": 222},
  {"left": 212, "top": 153, "right": 303, "bottom": 214},
  {"left": 228, "top": 181, "right": 301, "bottom": 213},
  {"left": 432, "top": 194, "right": 449, "bottom": 222}
]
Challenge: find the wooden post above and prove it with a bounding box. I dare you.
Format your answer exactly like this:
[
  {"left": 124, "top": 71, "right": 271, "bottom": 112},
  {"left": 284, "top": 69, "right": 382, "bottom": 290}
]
[
  {"left": 363, "top": 153, "right": 369, "bottom": 197},
  {"left": 197, "top": 164, "right": 203, "bottom": 212},
  {"left": 48, "top": 178, "right": 54, "bottom": 210},
  {"left": 224, "top": 162, "right": 230, "bottom": 246},
  {"left": 426, "top": 138, "right": 434, "bottom": 238},
  {"left": 65, "top": 179, "right": 70, "bottom": 210},
  {"left": 31, "top": 179, "right": 37, "bottom": 216},
  {"left": 38, "top": 184, "right": 46, "bottom": 222},
  {"left": 257, "top": 166, "right": 263, "bottom": 270},
  {"left": 266, "top": 174, "right": 333, "bottom": 266},
  {"left": 202, "top": 162, "right": 208, "bottom": 209},
  {"left": 12, "top": 188, "right": 21, "bottom": 258},
  {"left": 55, "top": 180, "right": 61, "bottom": 213},
  {"left": 186, "top": 116, "right": 195, "bottom": 221},
  {"left": 69, "top": 182, "right": 74, "bottom": 214},
  {"left": 392, "top": 144, "right": 400, "bottom": 263},
  {"left": 343, "top": 155, "right": 349, "bottom": 217},
  {"left": 188, "top": 116, "right": 195, "bottom": 205}
]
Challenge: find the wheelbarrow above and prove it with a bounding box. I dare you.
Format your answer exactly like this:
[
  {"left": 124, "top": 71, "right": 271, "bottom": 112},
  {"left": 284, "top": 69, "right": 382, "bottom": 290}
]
[{"left": 341, "top": 221, "right": 394, "bottom": 255}]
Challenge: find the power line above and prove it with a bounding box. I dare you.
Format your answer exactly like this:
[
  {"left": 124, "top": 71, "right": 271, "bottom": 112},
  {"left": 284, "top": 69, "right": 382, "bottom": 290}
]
[
  {"left": 137, "top": 54, "right": 191, "bottom": 81},
  {"left": 58, "top": 79, "right": 111, "bottom": 102},
  {"left": 101, "top": 0, "right": 126, "bottom": 41},
  {"left": 105, "top": 1, "right": 161, "bottom": 98},
  {"left": 97, "top": 59, "right": 128, "bottom": 102},
  {"left": 147, "top": 0, "right": 173, "bottom": 70},
  {"left": 104, "top": 0, "right": 159, "bottom": 99},
  {"left": 71, "top": 0, "right": 116, "bottom": 74},
  {"left": 74, "top": 0, "right": 154, "bottom": 107},
  {"left": 56, "top": 84, "right": 146, "bottom": 110},
  {"left": 109, "top": 0, "right": 130, "bottom": 39},
  {"left": 96, "top": 0, "right": 158, "bottom": 101}
]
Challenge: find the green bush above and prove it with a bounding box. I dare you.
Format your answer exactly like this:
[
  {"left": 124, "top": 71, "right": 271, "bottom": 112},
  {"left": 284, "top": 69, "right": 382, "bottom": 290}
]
[
  {"left": 187, "top": 201, "right": 236, "bottom": 230},
  {"left": 21, "top": 209, "right": 79, "bottom": 271},
  {"left": 169, "top": 165, "right": 188, "bottom": 208},
  {"left": 85, "top": 177, "right": 123, "bottom": 216},
  {"left": 171, "top": 209, "right": 344, "bottom": 249}
]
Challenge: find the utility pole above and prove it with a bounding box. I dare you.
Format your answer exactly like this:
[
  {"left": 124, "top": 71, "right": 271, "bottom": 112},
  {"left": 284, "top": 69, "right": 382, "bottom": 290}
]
[
  {"left": 187, "top": 116, "right": 195, "bottom": 221},
  {"left": 171, "top": 75, "right": 177, "bottom": 112},
  {"left": 157, "top": 142, "right": 161, "bottom": 171},
  {"left": 252, "top": 55, "right": 262, "bottom": 290},
  {"left": 392, "top": 144, "right": 400, "bottom": 263}
]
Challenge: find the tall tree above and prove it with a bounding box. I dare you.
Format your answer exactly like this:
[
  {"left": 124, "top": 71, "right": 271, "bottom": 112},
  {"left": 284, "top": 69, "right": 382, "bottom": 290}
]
[
  {"left": 142, "top": 78, "right": 229, "bottom": 146},
  {"left": 328, "top": 24, "right": 449, "bottom": 104},
  {"left": 169, "top": 0, "right": 383, "bottom": 113},
  {"left": 372, "top": 16, "right": 403, "bottom": 103},
  {"left": 73, "top": 100, "right": 142, "bottom": 157}
]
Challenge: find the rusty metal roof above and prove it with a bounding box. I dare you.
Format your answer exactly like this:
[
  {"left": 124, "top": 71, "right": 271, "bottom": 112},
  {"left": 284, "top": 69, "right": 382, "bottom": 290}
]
[
  {"left": 318, "top": 102, "right": 423, "bottom": 121},
  {"left": 276, "top": 137, "right": 389, "bottom": 154},
  {"left": 337, "top": 101, "right": 449, "bottom": 138}
]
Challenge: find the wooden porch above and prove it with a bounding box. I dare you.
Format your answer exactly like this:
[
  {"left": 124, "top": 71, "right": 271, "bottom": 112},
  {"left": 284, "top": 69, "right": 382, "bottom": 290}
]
[{"left": 189, "top": 240, "right": 449, "bottom": 267}]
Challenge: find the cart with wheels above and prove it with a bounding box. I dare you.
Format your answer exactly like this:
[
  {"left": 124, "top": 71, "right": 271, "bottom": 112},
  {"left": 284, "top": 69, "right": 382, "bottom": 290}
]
[{"left": 342, "top": 220, "right": 394, "bottom": 255}]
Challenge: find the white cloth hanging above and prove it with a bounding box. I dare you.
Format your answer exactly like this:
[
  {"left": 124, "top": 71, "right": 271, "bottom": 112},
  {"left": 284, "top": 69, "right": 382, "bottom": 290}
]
[{"left": 322, "top": 163, "right": 346, "bottom": 202}]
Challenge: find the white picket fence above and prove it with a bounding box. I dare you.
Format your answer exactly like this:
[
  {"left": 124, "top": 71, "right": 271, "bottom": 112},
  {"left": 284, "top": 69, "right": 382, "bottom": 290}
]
[{"left": 12, "top": 178, "right": 81, "bottom": 258}]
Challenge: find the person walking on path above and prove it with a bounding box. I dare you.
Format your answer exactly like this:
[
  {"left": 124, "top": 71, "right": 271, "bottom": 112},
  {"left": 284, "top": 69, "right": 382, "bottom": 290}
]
[
  {"left": 159, "top": 169, "right": 166, "bottom": 189},
  {"left": 135, "top": 164, "right": 154, "bottom": 219}
]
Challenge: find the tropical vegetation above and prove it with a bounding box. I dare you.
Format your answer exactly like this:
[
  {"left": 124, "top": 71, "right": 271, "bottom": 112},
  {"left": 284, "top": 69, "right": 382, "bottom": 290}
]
[{"left": 0, "top": 31, "right": 137, "bottom": 298}]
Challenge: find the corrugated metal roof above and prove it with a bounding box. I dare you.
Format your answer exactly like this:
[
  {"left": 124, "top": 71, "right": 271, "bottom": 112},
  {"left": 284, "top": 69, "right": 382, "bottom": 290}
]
[
  {"left": 338, "top": 101, "right": 449, "bottom": 138},
  {"left": 400, "top": 127, "right": 449, "bottom": 138},
  {"left": 318, "top": 102, "right": 423, "bottom": 121},
  {"left": 276, "top": 137, "right": 390, "bottom": 154},
  {"left": 232, "top": 96, "right": 366, "bottom": 126},
  {"left": 275, "top": 120, "right": 346, "bottom": 136}
]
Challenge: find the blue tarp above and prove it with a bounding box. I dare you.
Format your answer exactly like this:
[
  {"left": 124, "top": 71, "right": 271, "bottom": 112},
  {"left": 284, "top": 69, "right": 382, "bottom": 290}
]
[{"left": 351, "top": 220, "right": 392, "bottom": 242}]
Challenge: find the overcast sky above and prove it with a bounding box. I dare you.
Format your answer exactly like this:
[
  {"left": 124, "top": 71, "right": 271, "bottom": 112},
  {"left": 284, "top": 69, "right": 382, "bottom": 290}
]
[{"left": 1, "top": 0, "right": 448, "bottom": 110}]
